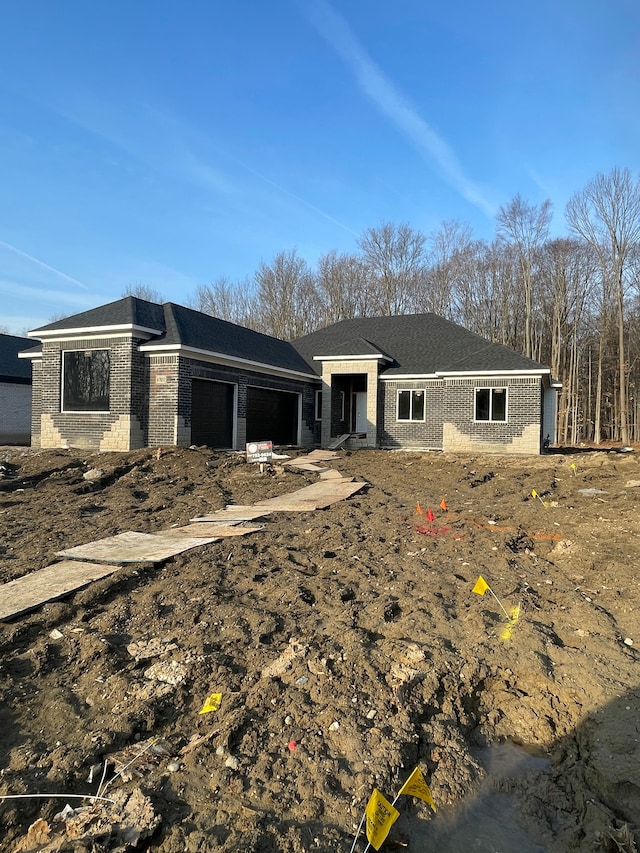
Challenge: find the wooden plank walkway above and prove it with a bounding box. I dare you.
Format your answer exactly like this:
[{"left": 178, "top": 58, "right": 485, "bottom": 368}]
[
  {"left": 254, "top": 478, "right": 366, "bottom": 511},
  {"left": 0, "top": 561, "right": 120, "bottom": 620},
  {"left": 190, "top": 507, "right": 272, "bottom": 523},
  {"left": 57, "top": 531, "right": 219, "bottom": 564},
  {"left": 1, "top": 449, "right": 365, "bottom": 620},
  {"left": 164, "top": 522, "right": 263, "bottom": 538}
]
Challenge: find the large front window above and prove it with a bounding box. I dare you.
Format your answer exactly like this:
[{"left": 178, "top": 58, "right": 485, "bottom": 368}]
[
  {"left": 62, "top": 350, "right": 110, "bottom": 412},
  {"left": 475, "top": 387, "right": 507, "bottom": 422},
  {"left": 397, "top": 389, "right": 425, "bottom": 422}
]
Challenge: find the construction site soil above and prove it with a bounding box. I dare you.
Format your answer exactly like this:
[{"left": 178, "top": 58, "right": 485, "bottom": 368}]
[{"left": 0, "top": 445, "right": 638, "bottom": 852}]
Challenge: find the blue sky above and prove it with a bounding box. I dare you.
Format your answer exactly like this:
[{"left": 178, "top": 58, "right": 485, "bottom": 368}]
[{"left": 1, "top": 0, "right": 639, "bottom": 334}]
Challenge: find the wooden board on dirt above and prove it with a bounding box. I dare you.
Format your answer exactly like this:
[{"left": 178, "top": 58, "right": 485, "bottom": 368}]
[
  {"left": 191, "top": 507, "right": 272, "bottom": 523},
  {"left": 57, "top": 531, "right": 219, "bottom": 564},
  {"left": 283, "top": 462, "right": 331, "bottom": 473},
  {"left": 303, "top": 450, "right": 340, "bottom": 461},
  {"left": 254, "top": 478, "right": 366, "bottom": 511},
  {"left": 0, "top": 561, "right": 120, "bottom": 620},
  {"left": 165, "top": 523, "right": 263, "bottom": 538},
  {"left": 327, "top": 434, "right": 351, "bottom": 450},
  {"left": 319, "top": 469, "right": 346, "bottom": 480}
]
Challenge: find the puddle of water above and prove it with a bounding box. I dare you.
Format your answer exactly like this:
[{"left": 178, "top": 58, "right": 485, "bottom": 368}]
[{"left": 402, "top": 741, "right": 551, "bottom": 852}]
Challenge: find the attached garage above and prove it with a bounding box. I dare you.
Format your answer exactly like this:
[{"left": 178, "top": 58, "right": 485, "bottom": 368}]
[
  {"left": 191, "top": 379, "right": 234, "bottom": 447},
  {"left": 246, "top": 386, "right": 299, "bottom": 446}
]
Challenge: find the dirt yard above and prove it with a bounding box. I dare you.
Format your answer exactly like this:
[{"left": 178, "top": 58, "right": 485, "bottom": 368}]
[{"left": 0, "top": 444, "right": 638, "bottom": 852}]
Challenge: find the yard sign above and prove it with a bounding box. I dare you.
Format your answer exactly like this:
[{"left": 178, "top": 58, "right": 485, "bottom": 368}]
[{"left": 246, "top": 440, "right": 273, "bottom": 463}]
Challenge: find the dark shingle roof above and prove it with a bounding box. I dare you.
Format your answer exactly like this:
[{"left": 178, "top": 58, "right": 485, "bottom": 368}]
[
  {"left": 145, "top": 304, "right": 316, "bottom": 375},
  {"left": 320, "top": 337, "right": 392, "bottom": 359},
  {"left": 30, "top": 297, "right": 166, "bottom": 334},
  {"left": 0, "top": 334, "right": 33, "bottom": 382},
  {"left": 29, "top": 297, "right": 315, "bottom": 377},
  {"left": 292, "top": 314, "right": 548, "bottom": 376}
]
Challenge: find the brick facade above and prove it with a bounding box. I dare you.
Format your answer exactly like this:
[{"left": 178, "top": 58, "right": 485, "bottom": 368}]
[
  {"left": 33, "top": 343, "right": 319, "bottom": 452},
  {"left": 36, "top": 336, "right": 147, "bottom": 451},
  {"left": 379, "top": 379, "right": 445, "bottom": 449},
  {"left": 380, "top": 376, "right": 542, "bottom": 454}
]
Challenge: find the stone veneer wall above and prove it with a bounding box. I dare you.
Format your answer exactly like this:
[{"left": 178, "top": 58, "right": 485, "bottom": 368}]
[
  {"left": 36, "top": 336, "right": 146, "bottom": 451},
  {"left": 320, "top": 360, "right": 380, "bottom": 448}
]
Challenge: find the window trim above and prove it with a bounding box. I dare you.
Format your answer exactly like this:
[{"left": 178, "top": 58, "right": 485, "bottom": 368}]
[
  {"left": 474, "top": 386, "right": 507, "bottom": 423},
  {"left": 396, "top": 388, "right": 426, "bottom": 423},
  {"left": 61, "top": 348, "right": 111, "bottom": 414}
]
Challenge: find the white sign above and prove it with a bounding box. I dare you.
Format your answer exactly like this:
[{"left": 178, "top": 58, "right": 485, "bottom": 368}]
[{"left": 246, "top": 440, "right": 273, "bottom": 463}]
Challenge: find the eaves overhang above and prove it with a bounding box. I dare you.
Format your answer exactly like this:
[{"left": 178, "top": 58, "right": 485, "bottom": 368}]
[
  {"left": 381, "top": 368, "right": 551, "bottom": 381},
  {"left": 313, "top": 353, "right": 393, "bottom": 363},
  {"left": 139, "top": 343, "right": 319, "bottom": 382},
  {"left": 29, "top": 324, "right": 162, "bottom": 340}
]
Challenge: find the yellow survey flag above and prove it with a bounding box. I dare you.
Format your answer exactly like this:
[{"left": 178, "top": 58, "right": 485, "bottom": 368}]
[
  {"left": 365, "top": 789, "right": 400, "bottom": 850},
  {"left": 398, "top": 766, "right": 437, "bottom": 812},
  {"left": 472, "top": 575, "right": 490, "bottom": 596},
  {"left": 199, "top": 692, "right": 222, "bottom": 714},
  {"left": 531, "top": 489, "right": 538, "bottom": 498}
]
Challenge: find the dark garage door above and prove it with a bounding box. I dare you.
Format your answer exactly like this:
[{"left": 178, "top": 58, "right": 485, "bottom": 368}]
[
  {"left": 191, "top": 379, "right": 234, "bottom": 447},
  {"left": 246, "top": 387, "right": 298, "bottom": 445}
]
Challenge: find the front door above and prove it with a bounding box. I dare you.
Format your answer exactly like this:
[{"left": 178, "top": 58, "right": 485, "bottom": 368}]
[{"left": 354, "top": 392, "right": 367, "bottom": 432}]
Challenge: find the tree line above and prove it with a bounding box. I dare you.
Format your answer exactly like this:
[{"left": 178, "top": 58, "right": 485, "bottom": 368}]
[{"left": 133, "top": 167, "right": 640, "bottom": 447}]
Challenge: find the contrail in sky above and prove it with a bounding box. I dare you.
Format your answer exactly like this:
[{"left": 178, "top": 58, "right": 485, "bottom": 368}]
[
  {"left": 237, "top": 160, "right": 360, "bottom": 237},
  {"left": 308, "top": 1, "right": 495, "bottom": 218},
  {"left": 0, "top": 240, "right": 88, "bottom": 289}
]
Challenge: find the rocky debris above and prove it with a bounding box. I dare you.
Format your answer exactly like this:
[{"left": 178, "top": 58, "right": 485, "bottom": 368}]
[{"left": 12, "top": 788, "right": 160, "bottom": 852}]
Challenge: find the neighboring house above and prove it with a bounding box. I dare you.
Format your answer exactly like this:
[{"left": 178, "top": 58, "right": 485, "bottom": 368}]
[
  {"left": 0, "top": 333, "right": 32, "bottom": 444},
  {"left": 23, "top": 297, "right": 558, "bottom": 455}
]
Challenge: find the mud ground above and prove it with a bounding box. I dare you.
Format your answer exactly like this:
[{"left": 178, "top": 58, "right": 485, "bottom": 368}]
[{"left": 0, "top": 444, "right": 639, "bottom": 852}]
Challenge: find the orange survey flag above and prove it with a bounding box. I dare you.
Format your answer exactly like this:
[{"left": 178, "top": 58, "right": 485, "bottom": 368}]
[
  {"left": 440, "top": 498, "right": 448, "bottom": 511},
  {"left": 416, "top": 502, "right": 423, "bottom": 515}
]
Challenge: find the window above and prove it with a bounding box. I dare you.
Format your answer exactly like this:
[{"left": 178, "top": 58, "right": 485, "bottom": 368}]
[
  {"left": 475, "top": 387, "right": 507, "bottom": 422},
  {"left": 397, "top": 389, "right": 425, "bottom": 422},
  {"left": 62, "top": 350, "right": 110, "bottom": 412}
]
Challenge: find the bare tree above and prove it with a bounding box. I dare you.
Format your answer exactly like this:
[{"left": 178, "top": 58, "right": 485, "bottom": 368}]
[
  {"left": 189, "top": 276, "right": 256, "bottom": 328},
  {"left": 496, "top": 194, "right": 552, "bottom": 359},
  {"left": 315, "top": 250, "right": 370, "bottom": 326},
  {"left": 420, "top": 220, "right": 474, "bottom": 317},
  {"left": 253, "top": 249, "right": 318, "bottom": 340},
  {"left": 122, "top": 282, "right": 164, "bottom": 303},
  {"left": 566, "top": 167, "right": 640, "bottom": 446},
  {"left": 539, "top": 239, "right": 596, "bottom": 443},
  {"left": 357, "top": 222, "right": 426, "bottom": 315}
]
